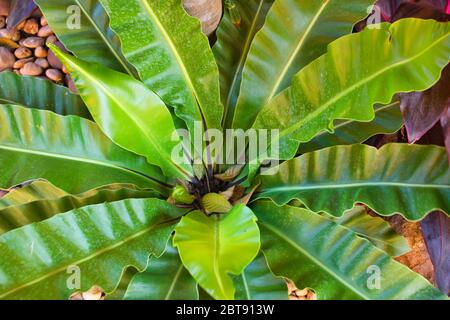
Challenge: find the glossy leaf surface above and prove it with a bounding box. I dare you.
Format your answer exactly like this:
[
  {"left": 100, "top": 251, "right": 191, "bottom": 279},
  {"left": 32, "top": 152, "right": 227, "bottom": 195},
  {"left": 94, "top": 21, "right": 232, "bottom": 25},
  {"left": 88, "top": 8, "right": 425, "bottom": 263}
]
[
  {"left": 252, "top": 200, "right": 447, "bottom": 300},
  {"left": 213, "top": 0, "right": 274, "bottom": 127},
  {"left": 124, "top": 242, "right": 198, "bottom": 300},
  {"left": 51, "top": 46, "right": 192, "bottom": 180},
  {"left": 322, "top": 206, "right": 410, "bottom": 256},
  {"left": 233, "top": 0, "right": 375, "bottom": 129},
  {"left": 233, "top": 252, "right": 287, "bottom": 300},
  {"left": 100, "top": 0, "right": 223, "bottom": 135},
  {"left": 256, "top": 144, "right": 450, "bottom": 221},
  {"left": 298, "top": 102, "right": 403, "bottom": 154},
  {"left": 0, "top": 104, "right": 167, "bottom": 194},
  {"left": 35, "top": 0, "right": 135, "bottom": 74},
  {"left": 0, "top": 180, "right": 159, "bottom": 235},
  {"left": 0, "top": 72, "right": 90, "bottom": 118},
  {"left": 253, "top": 19, "right": 450, "bottom": 160},
  {"left": 0, "top": 198, "right": 186, "bottom": 299},
  {"left": 173, "top": 205, "right": 260, "bottom": 300}
]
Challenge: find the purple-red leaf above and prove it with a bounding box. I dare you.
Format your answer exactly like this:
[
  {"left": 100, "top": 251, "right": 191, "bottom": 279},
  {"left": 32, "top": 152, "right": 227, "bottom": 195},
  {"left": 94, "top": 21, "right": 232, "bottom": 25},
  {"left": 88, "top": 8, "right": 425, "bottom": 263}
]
[
  {"left": 7, "top": 0, "right": 37, "bottom": 28},
  {"left": 391, "top": 1, "right": 450, "bottom": 21},
  {"left": 371, "top": 0, "right": 450, "bottom": 158},
  {"left": 441, "top": 106, "right": 450, "bottom": 161},
  {"left": 399, "top": 66, "right": 450, "bottom": 143},
  {"left": 375, "top": 0, "right": 449, "bottom": 21},
  {"left": 420, "top": 211, "right": 450, "bottom": 296}
]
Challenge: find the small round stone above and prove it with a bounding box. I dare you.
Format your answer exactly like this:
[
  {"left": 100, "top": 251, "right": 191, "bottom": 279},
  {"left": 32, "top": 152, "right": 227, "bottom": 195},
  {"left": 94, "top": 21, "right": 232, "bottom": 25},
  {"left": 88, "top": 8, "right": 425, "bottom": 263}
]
[
  {"left": 40, "top": 16, "right": 48, "bottom": 27},
  {"left": 23, "top": 18, "right": 39, "bottom": 35},
  {"left": 35, "top": 58, "right": 49, "bottom": 69},
  {"left": 20, "top": 62, "right": 43, "bottom": 76},
  {"left": 46, "top": 68, "right": 63, "bottom": 82},
  {"left": 0, "top": 47, "right": 15, "bottom": 71},
  {"left": 11, "top": 30, "right": 20, "bottom": 41},
  {"left": 22, "top": 37, "right": 45, "bottom": 48},
  {"left": 0, "top": 28, "right": 19, "bottom": 40},
  {"left": 46, "top": 35, "right": 57, "bottom": 44},
  {"left": 0, "top": 1, "right": 9, "bottom": 16},
  {"left": 38, "top": 25, "right": 53, "bottom": 38},
  {"left": 13, "top": 57, "right": 34, "bottom": 69},
  {"left": 35, "top": 46, "right": 48, "bottom": 58},
  {"left": 14, "top": 47, "right": 32, "bottom": 59},
  {"left": 16, "top": 20, "right": 26, "bottom": 31}
]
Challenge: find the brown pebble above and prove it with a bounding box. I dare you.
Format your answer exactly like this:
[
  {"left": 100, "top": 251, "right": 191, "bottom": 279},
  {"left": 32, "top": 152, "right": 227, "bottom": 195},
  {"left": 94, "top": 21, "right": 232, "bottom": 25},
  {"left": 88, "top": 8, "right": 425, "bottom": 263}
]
[
  {"left": 20, "top": 62, "right": 43, "bottom": 76},
  {"left": 13, "top": 57, "right": 34, "bottom": 69},
  {"left": 0, "top": 47, "right": 15, "bottom": 71},
  {"left": 0, "top": 16, "right": 5, "bottom": 29},
  {"left": 16, "top": 20, "right": 26, "bottom": 31},
  {"left": 46, "top": 68, "right": 63, "bottom": 82},
  {"left": 23, "top": 18, "right": 39, "bottom": 35},
  {"left": 0, "top": 28, "right": 19, "bottom": 40},
  {"left": 0, "top": 28, "right": 11, "bottom": 39},
  {"left": 35, "top": 58, "right": 49, "bottom": 69},
  {"left": 14, "top": 47, "right": 32, "bottom": 59},
  {"left": 46, "top": 35, "right": 57, "bottom": 44},
  {"left": 0, "top": 0, "right": 9, "bottom": 16},
  {"left": 40, "top": 16, "right": 48, "bottom": 27},
  {"left": 22, "top": 37, "right": 45, "bottom": 48},
  {"left": 38, "top": 25, "right": 53, "bottom": 38},
  {"left": 11, "top": 32, "right": 20, "bottom": 42},
  {"left": 35, "top": 46, "right": 48, "bottom": 58}
]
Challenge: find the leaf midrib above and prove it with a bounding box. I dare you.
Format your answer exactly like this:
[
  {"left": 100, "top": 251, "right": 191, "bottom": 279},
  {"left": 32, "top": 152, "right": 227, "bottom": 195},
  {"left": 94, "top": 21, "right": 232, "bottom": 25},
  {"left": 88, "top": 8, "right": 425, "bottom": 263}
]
[
  {"left": 260, "top": 221, "right": 370, "bottom": 300},
  {"left": 224, "top": 0, "right": 266, "bottom": 117},
  {"left": 265, "top": 0, "right": 330, "bottom": 102},
  {"left": 0, "top": 144, "right": 149, "bottom": 183},
  {"left": 67, "top": 58, "right": 187, "bottom": 178},
  {"left": 241, "top": 271, "right": 251, "bottom": 300},
  {"left": 164, "top": 264, "right": 184, "bottom": 300},
  {"left": 213, "top": 215, "right": 227, "bottom": 298},
  {"left": 74, "top": 0, "right": 135, "bottom": 76},
  {"left": 138, "top": 0, "right": 204, "bottom": 122},
  {"left": 0, "top": 220, "right": 173, "bottom": 299},
  {"left": 277, "top": 32, "right": 449, "bottom": 139}
]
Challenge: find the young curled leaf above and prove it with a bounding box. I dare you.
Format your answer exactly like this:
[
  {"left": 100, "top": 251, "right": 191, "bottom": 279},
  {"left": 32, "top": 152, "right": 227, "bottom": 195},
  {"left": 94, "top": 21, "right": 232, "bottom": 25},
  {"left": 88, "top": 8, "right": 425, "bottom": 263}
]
[
  {"left": 171, "top": 185, "right": 196, "bottom": 205},
  {"left": 201, "top": 193, "right": 232, "bottom": 214},
  {"left": 214, "top": 165, "right": 244, "bottom": 182},
  {"left": 173, "top": 205, "right": 260, "bottom": 300}
]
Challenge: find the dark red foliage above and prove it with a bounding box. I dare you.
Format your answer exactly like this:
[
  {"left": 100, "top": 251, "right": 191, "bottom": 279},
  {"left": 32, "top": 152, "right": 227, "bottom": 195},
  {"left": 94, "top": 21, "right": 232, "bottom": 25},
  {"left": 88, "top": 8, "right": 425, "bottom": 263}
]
[
  {"left": 421, "top": 211, "right": 450, "bottom": 296},
  {"left": 7, "top": 0, "right": 37, "bottom": 28},
  {"left": 376, "top": 0, "right": 449, "bottom": 21}
]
